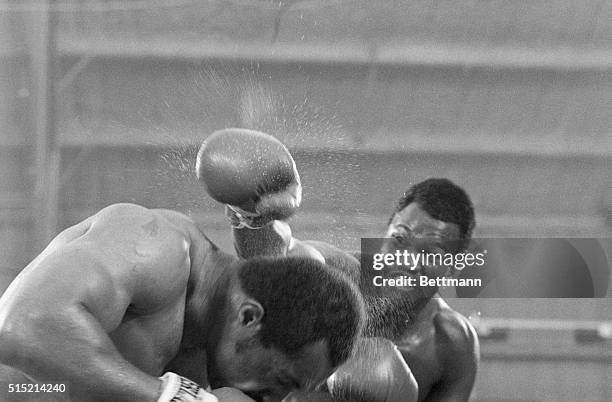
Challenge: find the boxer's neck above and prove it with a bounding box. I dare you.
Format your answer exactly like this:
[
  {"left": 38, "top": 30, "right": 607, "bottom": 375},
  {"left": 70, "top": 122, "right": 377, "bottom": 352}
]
[{"left": 184, "top": 251, "right": 234, "bottom": 347}]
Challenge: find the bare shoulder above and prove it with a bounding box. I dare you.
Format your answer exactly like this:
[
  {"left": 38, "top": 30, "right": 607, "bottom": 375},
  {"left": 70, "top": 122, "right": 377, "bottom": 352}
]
[
  {"left": 85, "top": 202, "right": 219, "bottom": 269},
  {"left": 93, "top": 203, "right": 191, "bottom": 229},
  {"left": 432, "top": 303, "right": 479, "bottom": 373},
  {"left": 300, "top": 240, "right": 360, "bottom": 282},
  {"left": 14, "top": 204, "right": 212, "bottom": 306},
  {"left": 89, "top": 203, "right": 196, "bottom": 241},
  {"left": 433, "top": 306, "right": 478, "bottom": 353},
  {"left": 72, "top": 204, "right": 196, "bottom": 301},
  {"left": 89, "top": 203, "right": 213, "bottom": 268}
]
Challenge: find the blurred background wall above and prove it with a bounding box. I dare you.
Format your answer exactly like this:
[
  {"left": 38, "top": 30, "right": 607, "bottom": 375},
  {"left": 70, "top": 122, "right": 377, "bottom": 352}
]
[{"left": 1, "top": 1, "right": 611, "bottom": 400}]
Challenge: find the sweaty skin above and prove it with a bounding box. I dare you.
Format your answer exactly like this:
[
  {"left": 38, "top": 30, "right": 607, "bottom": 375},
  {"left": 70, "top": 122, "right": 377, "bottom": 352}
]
[
  {"left": 393, "top": 297, "right": 478, "bottom": 402},
  {"left": 0, "top": 203, "right": 231, "bottom": 401},
  {"left": 1, "top": 203, "right": 343, "bottom": 402}
]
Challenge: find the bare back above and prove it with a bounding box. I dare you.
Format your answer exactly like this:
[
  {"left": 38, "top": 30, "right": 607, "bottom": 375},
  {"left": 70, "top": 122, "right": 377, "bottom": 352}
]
[{"left": 0, "top": 203, "right": 219, "bottom": 398}]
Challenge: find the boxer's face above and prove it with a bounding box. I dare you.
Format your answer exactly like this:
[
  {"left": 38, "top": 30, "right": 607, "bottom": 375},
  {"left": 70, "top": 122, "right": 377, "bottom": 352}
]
[
  {"left": 381, "top": 202, "right": 461, "bottom": 279},
  {"left": 212, "top": 291, "right": 333, "bottom": 402}
]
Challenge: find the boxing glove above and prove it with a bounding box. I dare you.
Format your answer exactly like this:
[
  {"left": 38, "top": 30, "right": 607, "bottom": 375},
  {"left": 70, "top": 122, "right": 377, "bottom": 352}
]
[
  {"left": 327, "top": 337, "right": 418, "bottom": 402},
  {"left": 158, "top": 372, "right": 218, "bottom": 402},
  {"left": 197, "top": 128, "right": 302, "bottom": 227}
]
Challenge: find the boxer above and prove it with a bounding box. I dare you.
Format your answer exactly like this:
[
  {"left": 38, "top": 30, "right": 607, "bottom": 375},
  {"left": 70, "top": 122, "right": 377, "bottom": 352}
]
[
  {"left": 287, "top": 179, "right": 480, "bottom": 401},
  {"left": 0, "top": 136, "right": 365, "bottom": 402},
  {"left": 197, "top": 129, "right": 418, "bottom": 402},
  {"left": 282, "top": 179, "right": 480, "bottom": 401},
  {"left": 375, "top": 179, "right": 480, "bottom": 401},
  {"left": 197, "top": 131, "right": 478, "bottom": 401}
]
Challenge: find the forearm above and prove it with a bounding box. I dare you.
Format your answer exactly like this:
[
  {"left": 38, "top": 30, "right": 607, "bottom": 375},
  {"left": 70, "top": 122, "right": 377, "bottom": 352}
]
[
  {"left": 68, "top": 353, "right": 160, "bottom": 401},
  {"left": 232, "top": 221, "right": 291, "bottom": 259},
  {"left": 0, "top": 307, "right": 160, "bottom": 401}
]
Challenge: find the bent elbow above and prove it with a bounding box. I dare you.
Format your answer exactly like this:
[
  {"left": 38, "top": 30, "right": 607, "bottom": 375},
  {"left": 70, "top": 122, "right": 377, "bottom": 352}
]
[{"left": 0, "top": 313, "right": 39, "bottom": 370}]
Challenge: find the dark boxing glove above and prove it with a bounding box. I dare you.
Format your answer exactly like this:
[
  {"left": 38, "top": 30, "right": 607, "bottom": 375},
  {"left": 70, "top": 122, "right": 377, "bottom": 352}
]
[
  {"left": 196, "top": 128, "right": 301, "bottom": 228},
  {"left": 158, "top": 372, "right": 218, "bottom": 402},
  {"left": 327, "top": 337, "right": 418, "bottom": 402}
]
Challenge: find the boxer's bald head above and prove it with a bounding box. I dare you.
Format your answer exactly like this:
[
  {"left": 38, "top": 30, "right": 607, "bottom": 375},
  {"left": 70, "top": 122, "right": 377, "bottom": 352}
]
[{"left": 210, "top": 256, "right": 364, "bottom": 401}]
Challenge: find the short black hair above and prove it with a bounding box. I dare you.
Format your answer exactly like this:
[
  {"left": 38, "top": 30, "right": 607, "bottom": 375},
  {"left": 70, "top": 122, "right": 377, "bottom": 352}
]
[
  {"left": 237, "top": 256, "right": 364, "bottom": 367},
  {"left": 391, "top": 178, "right": 475, "bottom": 250}
]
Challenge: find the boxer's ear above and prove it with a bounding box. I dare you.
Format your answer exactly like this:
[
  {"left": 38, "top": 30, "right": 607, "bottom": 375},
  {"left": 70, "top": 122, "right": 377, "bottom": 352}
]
[{"left": 238, "top": 300, "right": 264, "bottom": 327}]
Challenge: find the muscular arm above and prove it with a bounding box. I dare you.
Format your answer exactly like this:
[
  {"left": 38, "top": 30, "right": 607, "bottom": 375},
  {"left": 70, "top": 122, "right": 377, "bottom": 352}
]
[
  {"left": 0, "top": 246, "right": 159, "bottom": 401},
  {"left": 426, "top": 310, "right": 479, "bottom": 402},
  {"left": 0, "top": 204, "right": 191, "bottom": 401},
  {"left": 232, "top": 220, "right": 292, "bottom": 259},
  {"left": 233, "top": 222, "right": 362, "bottom": 287},
  {"left": 232, "top": 220, "right": 329, "bottom": 264}
]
